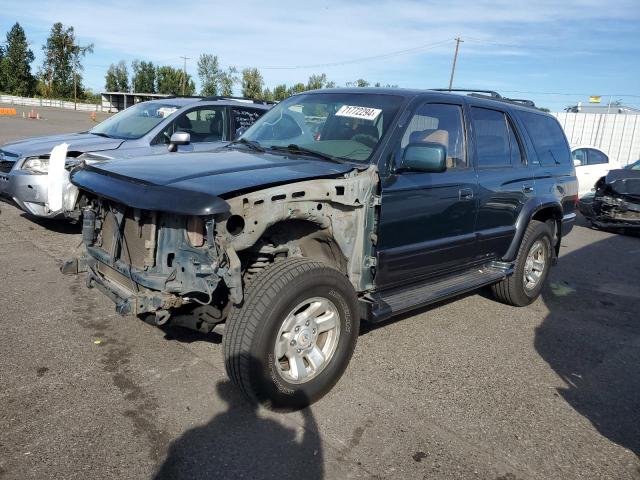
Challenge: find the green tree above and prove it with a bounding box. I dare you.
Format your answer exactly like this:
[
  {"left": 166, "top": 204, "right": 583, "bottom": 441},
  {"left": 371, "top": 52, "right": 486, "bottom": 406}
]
[
  {"left": 1, "top": 23, "right": 36, "bottom": 96},
  {"left": 241, "top": 67, "right": 263, "bottom": 99},
  {"left": 197, "top": 53, "right": 221, "bottom": 96},
  {"left": 287, "top": 82, "right": 306, "bottom": 97},
  {"left": 157, "top": 65, "right": 194, "bottom": 95},
  {"left": 0, "top": 46, "right": 4, "bottom": 92},
  {"left": 105, "top": 61, "right": 129, "bottom": 92},
  {"left": 347, "top": 79, "right": 370, "bottom": 88},
  {"left": 262, "top": 87, "right": 274, "bottom": 102},
  {"left": 131, "top": 60, "right": 156, "bottom": 93},
  {"left": 306, "top": 73, "right": 327, "bottom": 90},
  {"left": 41, "top": 22, "right": 84, "bottom": 98},
  {"left": 219, "top": 66, "right": 238, "bottom": 96},
  {"left": 273, "top": 84, "right": 288, "bottom": 101}
]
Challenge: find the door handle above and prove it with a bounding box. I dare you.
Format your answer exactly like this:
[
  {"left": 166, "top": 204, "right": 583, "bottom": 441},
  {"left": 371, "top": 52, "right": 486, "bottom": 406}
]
[
  {"left": 459, "top": 188, "right": 474, "bottom": 200},
  {"left": 522, "top": 185, "right": 534, "bottom": 193}
]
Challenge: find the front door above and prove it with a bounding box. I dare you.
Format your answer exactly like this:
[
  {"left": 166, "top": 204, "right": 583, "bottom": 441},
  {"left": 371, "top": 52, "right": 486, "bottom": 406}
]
[{"left": 376, "top": 102, "right": 478, "bottom": 289}]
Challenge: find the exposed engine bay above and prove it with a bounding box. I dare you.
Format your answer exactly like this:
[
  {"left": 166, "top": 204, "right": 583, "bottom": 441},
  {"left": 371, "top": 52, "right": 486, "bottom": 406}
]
[
  {"left": 63, "top": 166, "right": 379, "bottom": 332},
  {"left": 579, "top": 169, "right": 640, "bottom": 229}
]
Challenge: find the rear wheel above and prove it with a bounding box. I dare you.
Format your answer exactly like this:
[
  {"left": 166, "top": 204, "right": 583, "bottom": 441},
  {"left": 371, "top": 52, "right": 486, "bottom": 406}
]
[
  {"left": 491, "top": 220, "right": 553, "bottom": 306},
  {"left": 223, "top": 258, "right": 359, "bottom": 410}
]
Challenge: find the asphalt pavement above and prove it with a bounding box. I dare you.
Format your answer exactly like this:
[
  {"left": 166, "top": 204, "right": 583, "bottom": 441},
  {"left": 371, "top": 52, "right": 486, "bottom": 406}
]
[{"left": 0, "top": 106, "right": 639, "bottom": 479}]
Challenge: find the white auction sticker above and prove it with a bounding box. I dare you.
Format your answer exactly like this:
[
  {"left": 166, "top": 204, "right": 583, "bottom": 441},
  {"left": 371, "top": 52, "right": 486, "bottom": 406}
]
[{"left": 335, "top": 105, "right": 382, "bottom": 121}]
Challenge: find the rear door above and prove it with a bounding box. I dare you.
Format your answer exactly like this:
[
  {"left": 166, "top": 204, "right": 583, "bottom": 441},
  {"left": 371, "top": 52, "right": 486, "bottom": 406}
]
[
  {"left": 376, "top": 100, "right": 478, "bottom": 288},
  {"left": 471, "top": 105, "right": 533, "bottom": 259}
]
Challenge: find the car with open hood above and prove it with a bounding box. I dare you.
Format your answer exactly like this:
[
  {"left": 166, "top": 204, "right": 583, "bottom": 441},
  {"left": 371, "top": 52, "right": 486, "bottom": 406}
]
[
  {"left": 0, "top": 97, "right": 271, "bottom": 218},
  {"left": 62, "top": 88, "right": 577, "bottom": 409}
]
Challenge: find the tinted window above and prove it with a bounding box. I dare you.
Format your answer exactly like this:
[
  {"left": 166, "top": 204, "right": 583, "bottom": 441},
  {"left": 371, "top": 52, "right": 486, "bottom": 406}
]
[
  {"left": 572, "top": 148, "right": 587, "bottom": 165},
  {"left": 519, "top": 111, "right": 571, "bottom": 166},
  {"left": 507, "top": 117, "right": 524, "bottom": 165},
  {"left": 471, "top": 107, "right": 511, "bottom": 167},
  {"left": 401, "top": 103, "right": 467, "bottom": 169},
  {"left": 588, "top": 148, "right": 608, "bottom": 165},
  {"left": 233, "top": 108, "right": 264, "bottom": 135},
  {"left": 155, "top": 107, "right": 227, "bottom": 144}
]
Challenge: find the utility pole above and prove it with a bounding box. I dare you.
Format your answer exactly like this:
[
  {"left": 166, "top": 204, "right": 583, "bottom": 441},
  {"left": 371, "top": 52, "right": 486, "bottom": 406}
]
[
  {"left": 180, "top": 56, "right": 190, "bottom": 95},
  {"left": 448, "top": 37, "right": 463, "bottom": 91}
]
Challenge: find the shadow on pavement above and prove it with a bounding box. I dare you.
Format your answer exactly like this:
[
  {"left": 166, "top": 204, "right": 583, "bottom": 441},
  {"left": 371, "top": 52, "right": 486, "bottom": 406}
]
[
  {"left": 154, "top": 379, "right": 324, "bottom": 480},
  {"left": 535, "top": 232, "right": 640, "bottom": 456}
]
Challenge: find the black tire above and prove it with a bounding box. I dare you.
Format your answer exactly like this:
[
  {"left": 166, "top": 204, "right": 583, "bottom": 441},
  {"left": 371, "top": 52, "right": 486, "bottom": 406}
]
[
  {"left": 491, "top": 220, "right": 553, "bottom": 307},
  {"left": 223, "top": 257, "right": 359, "bottom": 410}
]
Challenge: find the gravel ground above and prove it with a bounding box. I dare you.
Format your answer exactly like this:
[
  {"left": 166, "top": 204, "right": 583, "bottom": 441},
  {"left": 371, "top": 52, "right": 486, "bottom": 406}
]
[{"left": 0, "top": 109, "right": 639, "bottom": 480}]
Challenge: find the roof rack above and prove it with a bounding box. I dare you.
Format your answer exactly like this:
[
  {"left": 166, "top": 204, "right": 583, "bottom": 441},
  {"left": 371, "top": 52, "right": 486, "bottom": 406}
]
[
  {"left": 199, "top": 95, "right": 276, "bottom": 105},
  {"left": 431, "top": 88, "right": 538, "bottom": 109},
  {"left": 432, "top": 88, "right": 503, "bottom": 98}
]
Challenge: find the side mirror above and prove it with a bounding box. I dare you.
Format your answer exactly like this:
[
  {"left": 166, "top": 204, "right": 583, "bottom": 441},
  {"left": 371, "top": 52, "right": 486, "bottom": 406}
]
[
  {"left": 400, "top": 142, "right": 447, "bottom": 173},
  {"left": 573, "top": 159, "right": 582, "bottom": 167},
  {"left": 168, "top": 131, "right": 190, "bottom": 152}
]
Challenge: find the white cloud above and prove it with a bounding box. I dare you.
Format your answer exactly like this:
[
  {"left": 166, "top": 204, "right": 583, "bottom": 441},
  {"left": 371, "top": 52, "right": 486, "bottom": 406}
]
[{"left": 1, "top": 0, "right": 638, "bottom": 91}]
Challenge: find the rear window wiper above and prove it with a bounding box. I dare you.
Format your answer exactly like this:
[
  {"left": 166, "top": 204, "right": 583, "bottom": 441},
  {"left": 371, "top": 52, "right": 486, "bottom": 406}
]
[
  {"left": 228, "top": 138, "right": 265, "bottom": 152},
  {"left": 269, "top": 144, "right": 345, "bottom": 164}
]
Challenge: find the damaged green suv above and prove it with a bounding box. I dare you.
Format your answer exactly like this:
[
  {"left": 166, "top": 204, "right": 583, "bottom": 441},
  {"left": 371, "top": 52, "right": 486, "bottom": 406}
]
[{"left": 63, "top": 88, "right": 577, "bottom": 409}]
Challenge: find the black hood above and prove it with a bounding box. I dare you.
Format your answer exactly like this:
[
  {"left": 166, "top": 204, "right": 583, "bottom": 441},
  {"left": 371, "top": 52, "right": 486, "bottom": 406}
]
[
  {"left": 70, "top": 148, "right": 354, "bottom": 215},
  {"left": 603, "top": 169, "right": 640, "bottom": 197}
]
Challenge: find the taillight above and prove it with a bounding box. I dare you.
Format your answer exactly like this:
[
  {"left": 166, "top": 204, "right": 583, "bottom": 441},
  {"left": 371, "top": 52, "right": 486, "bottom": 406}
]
[{"left": 187, "top": 216, "right": 205, "bottom": 247}]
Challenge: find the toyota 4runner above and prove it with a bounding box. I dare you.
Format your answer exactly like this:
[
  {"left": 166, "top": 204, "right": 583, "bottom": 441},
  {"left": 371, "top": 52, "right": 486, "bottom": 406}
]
[{"left": 62, "top": 88, "right": 577, "bottom": 409}]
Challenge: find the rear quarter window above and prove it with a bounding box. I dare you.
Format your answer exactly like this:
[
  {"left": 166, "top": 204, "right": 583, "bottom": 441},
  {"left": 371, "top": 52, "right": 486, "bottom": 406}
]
[{"left": 518, "top": 111, "right": 570, "bottom": 167}]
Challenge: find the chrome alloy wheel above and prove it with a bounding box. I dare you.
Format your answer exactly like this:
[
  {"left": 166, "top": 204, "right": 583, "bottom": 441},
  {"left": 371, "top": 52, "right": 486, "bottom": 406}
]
[
  {"left": 274, "top": 297, "right": 341, "bottom": 384},
  {"left": 523, "top": 240, "right": 547, "bottom": 290}
]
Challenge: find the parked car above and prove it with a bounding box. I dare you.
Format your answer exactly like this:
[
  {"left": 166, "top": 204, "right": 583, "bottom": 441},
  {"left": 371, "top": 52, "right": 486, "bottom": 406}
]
[
  {"left": 62, "top": 88, "right": 577, "bottom": 409},
  {"left": 0, "top": 97, "right": 271, "bottom": 218},
  {"left": 571, "top": 145, "right": 620, "bottom": 198},
  {"left": 578, "top": 168, "right": 640, "bottom": 230},
  {"left": 624, "top": 159, "right": 640, "bottom": 170}
]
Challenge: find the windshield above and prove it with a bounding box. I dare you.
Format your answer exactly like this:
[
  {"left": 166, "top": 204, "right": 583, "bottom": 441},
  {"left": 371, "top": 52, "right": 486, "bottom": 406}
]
[
  {"left": 90, "top": 102, "right": 181, "bottom": 140},
  {"left": 240, "top": 93, "right": 404, "bottom": 162}
]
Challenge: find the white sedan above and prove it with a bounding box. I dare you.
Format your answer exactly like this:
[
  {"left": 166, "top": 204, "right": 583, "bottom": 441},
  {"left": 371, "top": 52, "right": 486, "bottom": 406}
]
[{"left": 571, "top": 145, "right": 621, "bottom": 198}]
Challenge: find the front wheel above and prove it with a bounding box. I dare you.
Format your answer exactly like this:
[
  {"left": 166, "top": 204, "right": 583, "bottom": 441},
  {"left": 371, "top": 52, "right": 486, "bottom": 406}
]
[
  {"left": 491, "top": 220, "right": 553, "bottom": 307},
  {"left": 223, "top": 258, "right": 359, "bottom": 410}
]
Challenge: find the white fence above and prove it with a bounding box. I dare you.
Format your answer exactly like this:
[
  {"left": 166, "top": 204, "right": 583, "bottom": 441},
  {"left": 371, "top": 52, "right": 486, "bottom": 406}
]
[
  {"left": 0, "top": 94, "right": 106, "bottom": 113},
  {"left": 552, "top": 112, "right": 640, "bottom": 166}
]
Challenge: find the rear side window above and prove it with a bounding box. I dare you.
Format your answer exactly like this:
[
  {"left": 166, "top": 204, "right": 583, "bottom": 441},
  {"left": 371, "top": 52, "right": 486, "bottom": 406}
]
[
  {"left": 519, "top": 112, "right": 571, "bottom": 166},
  {"left": 588, "top": 148, "right": 609, "bottom": 165},
  {"left": 471, "top": 107, "right": 512, "bottom": 167},
  {"left": 233, "top": 108, "right": 264, "bottom": 134}
]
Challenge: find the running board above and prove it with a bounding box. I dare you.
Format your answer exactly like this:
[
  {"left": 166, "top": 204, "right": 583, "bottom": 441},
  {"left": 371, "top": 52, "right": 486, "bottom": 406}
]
[{"left": 364, "top": 263, "right": 513, "bottom": 323}]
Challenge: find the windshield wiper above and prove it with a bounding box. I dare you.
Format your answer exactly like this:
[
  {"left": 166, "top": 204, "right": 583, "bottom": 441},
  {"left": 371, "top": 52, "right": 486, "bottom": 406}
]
[
  {"left": 269, "top": 144, "right": 345, "bottom": 164},
  {"left": 91, "top": 132, "right": 112, "bottom": 138},
  {"left": 228, "top": 138, "right": 265, "bottom": 152}
]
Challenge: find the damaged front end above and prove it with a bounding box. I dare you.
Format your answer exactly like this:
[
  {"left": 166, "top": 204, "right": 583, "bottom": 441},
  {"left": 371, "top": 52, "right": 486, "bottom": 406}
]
[
  {"left": 62, "top": 164, "right": 379, "bottom": 332},
  {"left": 579, "top": 169, "right": 640, "bottom": 229}
]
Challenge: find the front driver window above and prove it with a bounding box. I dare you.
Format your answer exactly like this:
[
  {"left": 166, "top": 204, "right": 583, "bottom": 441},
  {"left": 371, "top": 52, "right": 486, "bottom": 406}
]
[
  {"left": 155, "top": 107, "right": 227, "bottom": 144},
  {"left": 401, "top": 103, "right": 467, "bottom": 169}
]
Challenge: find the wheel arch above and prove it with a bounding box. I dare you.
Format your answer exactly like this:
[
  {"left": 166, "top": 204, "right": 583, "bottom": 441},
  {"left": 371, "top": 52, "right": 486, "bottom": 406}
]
[{"left": 503, "top": 197, "right": 563, "bottom": 262}]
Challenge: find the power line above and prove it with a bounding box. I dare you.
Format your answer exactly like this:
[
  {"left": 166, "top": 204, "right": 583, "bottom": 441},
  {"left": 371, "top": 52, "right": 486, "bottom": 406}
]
[{"left": 253, "top": 38, "right": 454, "bottom": 70}]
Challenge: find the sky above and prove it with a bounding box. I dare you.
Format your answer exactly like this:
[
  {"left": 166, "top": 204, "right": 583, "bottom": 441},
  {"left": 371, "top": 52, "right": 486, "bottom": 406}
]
[{"left": 1, "top": 0, "right": 639, "bottom": 111}]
